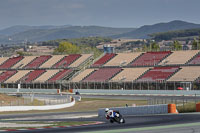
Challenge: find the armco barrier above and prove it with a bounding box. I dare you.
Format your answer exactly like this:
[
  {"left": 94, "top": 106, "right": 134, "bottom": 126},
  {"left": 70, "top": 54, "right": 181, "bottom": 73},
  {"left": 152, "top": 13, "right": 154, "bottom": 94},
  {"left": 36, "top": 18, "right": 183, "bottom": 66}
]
[
  {"left": 98, "top": 104, "right": 168, "bottom": 117},
  {"left": 0, "top": 100, "right": 75, "bottom": 112},
  {"left": 76, "top": 89, "right": 200, "bottom": 96}
]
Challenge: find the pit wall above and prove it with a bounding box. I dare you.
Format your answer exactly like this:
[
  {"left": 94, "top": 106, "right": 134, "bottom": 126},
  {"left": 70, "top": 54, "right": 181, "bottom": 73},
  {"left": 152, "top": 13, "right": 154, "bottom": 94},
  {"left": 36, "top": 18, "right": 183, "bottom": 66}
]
[
  {"left": 76, "top": 89, "right": 200, "bottom": 96},
  {"left": 98, "top": 104, "right": 177, "bottom": 117},
  {"left": 0, "top": 100, "right": 75, "bottom": 112}
]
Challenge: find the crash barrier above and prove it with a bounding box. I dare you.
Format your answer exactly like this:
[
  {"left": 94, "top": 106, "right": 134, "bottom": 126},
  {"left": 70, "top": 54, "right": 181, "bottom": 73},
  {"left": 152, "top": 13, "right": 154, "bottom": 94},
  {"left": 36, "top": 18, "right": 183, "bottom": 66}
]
[
  {"left": 196, "top": 103, "right": 200, "bottom": 112},
  {"left": 73, "top": 95, "right": 81, "bottom": 101},
  {"left": 0, "top": 100, "right": 75, "bottom": 112},
  {"left": 98, "top": 104, "right": 168, "bottom": 117},
  {"left": 0, "top": 88, "right": 58, "bottom": 94},
  {"left": 76, "top": 89, "right": 200, "bottom": 96},
  {"left": 168, "top": 104, "right": 178, "bottom": 114}
]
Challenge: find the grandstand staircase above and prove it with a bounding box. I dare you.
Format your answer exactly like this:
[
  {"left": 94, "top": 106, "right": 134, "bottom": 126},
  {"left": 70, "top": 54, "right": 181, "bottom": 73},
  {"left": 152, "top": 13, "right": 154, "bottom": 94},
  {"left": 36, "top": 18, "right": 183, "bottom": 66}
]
[{"left": 68, "top": 55, "right": 94, "bottom": 81}]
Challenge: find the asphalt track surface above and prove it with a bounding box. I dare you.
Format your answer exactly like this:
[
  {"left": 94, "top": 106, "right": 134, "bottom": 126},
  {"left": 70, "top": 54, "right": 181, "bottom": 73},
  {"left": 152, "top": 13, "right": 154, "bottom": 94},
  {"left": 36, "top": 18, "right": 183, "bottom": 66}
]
[
  {"left": 1, "top": 94, "right": 200, "bottom": 133},
  {"left": 1, "top": 112, "right": 200, "bottom": 133}
]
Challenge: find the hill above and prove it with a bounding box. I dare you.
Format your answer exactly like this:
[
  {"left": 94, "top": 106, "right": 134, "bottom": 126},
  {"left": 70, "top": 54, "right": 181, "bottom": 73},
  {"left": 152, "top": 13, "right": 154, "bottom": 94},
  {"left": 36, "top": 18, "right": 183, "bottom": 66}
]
[
  {"left": 0, "top": 26, "right": 135, "bottom": 44},
  {"left": 112, "top": 20, "right": 200, "bottom": 39},
  {"left": 150, "top": 28, "right": 200, "bottom": 41},
  {"left": 0, "top": 25, "right": 72, "bottom": 36}
]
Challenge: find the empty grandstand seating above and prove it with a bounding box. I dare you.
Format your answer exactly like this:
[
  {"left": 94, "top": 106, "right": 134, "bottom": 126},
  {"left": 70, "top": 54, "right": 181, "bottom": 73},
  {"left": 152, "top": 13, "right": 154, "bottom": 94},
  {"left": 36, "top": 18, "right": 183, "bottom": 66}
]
[
  {"left": 159, "top": 50, "right": 199, "bottom": 65},
  {"left": 92, "top": 53, "right": 116, "bottom": 67},
  {"left": 19, "top": 70, "right": 46, "bottom": 83},
  {"left": 168, "top": 66, "right": 200, "bottom": 81},
  {"left": 0, "top": 70, "right": 17, "bottom": 82},
  {"left": 53, "top": 54, "right": 81, "bottom": 68},
  {"left": 71, "top": 69, "right": 95, "bottom": 82},
  {"left": 69, "top": 54, "right": 92, "bottom": 68},
  {"left": 5, "top": 70, "right": 30, "bottom": 83},
  {"left": 137, "top": 66, "right": 180, "bottom": 82},
  {"left": 34, "top": 70, "right": 60, "bottom": 82},
  {"left": 188, "top": 53, "right": 200, "bottom": 65},
  {"left": 48, "top": 69, "right": 73, "bottom": 82},
  {"left": 130, "top": 51, "right": 171, "bottom": 66},
  {"left": 104, "top": 53, "right": 142, "bottom": 66},
  {"left": 40, "top": 55, "right": 65, "bottom": 68},
  {"left": 12, "top": 56, "right": 38, "bottom": 69},
  {"left": 24, "top": 55, "right": 52, "bottom": 69},
  {"left": 0, "top": 56, "right": 24, "bottom": 69},
  {"left": 83, "top": 68, "right": 122, "bottom": 82},
  {"left": 111, "top": 68, "right": 150, "bottom": 82},
  {"left": 0, "top": 57, "right": 8, "bottom": 65}
]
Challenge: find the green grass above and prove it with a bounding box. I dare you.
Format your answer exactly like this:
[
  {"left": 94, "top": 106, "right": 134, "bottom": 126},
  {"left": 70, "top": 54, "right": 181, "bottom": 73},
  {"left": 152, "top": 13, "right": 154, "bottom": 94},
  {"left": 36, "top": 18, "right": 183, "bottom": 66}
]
[
  {"left": 177, "top": 102, "right": 199, "bottom": 113},
  {"left": 0, "top": 98, "right": 147, "bottom": 114},
  {"left": 0, "top": 121, "right": 94, "bottom": 130}
]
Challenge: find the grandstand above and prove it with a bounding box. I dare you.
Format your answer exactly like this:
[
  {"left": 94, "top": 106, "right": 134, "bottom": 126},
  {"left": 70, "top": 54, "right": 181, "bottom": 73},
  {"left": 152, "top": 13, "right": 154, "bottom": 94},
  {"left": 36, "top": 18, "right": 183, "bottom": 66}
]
[
  {"left": 130, "top": 51, "right": 171, "bottom": 66},
  {"left": 104, "top": 53, "right": 142, "bottom": 66},
  {"left": 0, "top": 56, "right": 24, "bottom": 69},
  {"left": 111, "top": 68, "right": 150, "bottom": 82},
  {"left": 159, "top": 50, "right": 199, "bottom": 65},
  {"left": 24, "top": 55, "right": 52, "bottom": 69},
  {"left": 0, "top": 51, "right": 200, "bottom": 90},
  {"left": 83, "top": 68, "right": 122, "bottom": 82},
  {"left": 91, "top": 53, "right": 116, "bottom": 67}
]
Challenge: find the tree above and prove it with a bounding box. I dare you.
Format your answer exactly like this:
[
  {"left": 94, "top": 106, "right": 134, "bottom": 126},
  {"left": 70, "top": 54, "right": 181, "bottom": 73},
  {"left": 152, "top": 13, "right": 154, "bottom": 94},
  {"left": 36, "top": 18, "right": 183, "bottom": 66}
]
[
  {"left": 192, "top": 38, "right": 198, "bottom": 50},
  {"left": 54, "top": 41, "right": 80, "bottom": 54},
  {"left": 172, "top": 40, "right": 182, "bottom": 51},
  {"left": 150, "top": 42, "right": 160, "bottom": 51}
]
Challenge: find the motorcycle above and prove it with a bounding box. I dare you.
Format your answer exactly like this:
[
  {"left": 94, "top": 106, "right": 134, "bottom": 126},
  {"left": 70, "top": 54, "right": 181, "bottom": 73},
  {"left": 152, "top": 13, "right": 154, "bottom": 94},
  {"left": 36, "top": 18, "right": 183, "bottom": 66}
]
[{"left": 106, "top": 111, "right": 125, "bottom": 124}]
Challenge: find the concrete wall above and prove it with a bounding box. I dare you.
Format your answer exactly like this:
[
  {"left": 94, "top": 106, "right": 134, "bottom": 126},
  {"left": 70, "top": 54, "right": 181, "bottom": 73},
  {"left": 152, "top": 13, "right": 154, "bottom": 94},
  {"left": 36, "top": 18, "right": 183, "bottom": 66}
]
[
  {"left": 98, "top": 104, "right": 168, "bottom": 117},
  {"left": 0, "top": 100, "right": 75, "bottom": 112},
  {"left": 0, "top": 88, "right": 58, "bottom": 94},
  {"left": 76, "top": 89, "right": 200, "bottom": 96}
]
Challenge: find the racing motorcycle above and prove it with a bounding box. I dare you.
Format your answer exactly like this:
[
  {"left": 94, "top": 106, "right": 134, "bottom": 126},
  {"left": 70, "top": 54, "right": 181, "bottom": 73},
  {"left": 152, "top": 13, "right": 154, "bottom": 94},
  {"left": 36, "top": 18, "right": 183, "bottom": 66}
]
[{"left": 105, "top": 110, "right": 125, "bottom": 124}]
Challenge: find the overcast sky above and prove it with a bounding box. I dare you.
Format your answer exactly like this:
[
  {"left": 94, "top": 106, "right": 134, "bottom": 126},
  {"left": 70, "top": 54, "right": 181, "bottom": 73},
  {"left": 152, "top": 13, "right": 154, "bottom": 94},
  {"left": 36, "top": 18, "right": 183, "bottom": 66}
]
[{"left": 0, "top": 0, "right": 200, "bottom": 29}]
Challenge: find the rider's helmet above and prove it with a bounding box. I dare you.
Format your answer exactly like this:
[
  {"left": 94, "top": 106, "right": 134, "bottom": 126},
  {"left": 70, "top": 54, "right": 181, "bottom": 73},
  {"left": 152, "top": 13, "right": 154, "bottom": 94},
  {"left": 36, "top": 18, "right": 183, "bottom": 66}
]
[{"left": 105, "top": 108, "right": 109, "bottom": 112}]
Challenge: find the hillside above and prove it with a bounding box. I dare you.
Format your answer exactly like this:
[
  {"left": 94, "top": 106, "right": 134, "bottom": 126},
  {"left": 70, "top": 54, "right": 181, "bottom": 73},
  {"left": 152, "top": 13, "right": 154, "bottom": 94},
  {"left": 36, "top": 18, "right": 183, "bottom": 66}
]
[
  {"left": 112, "top": 20, "right": 200, "bottom": 39},
  {"left": 0, "top": 25, "right": 72, "bottom": 36},
  {"left": 150, "top": 28, "right": 200, "bottom": 41},
  {"left": 0, "top": 26, "right": 135, "bottom": 44}
]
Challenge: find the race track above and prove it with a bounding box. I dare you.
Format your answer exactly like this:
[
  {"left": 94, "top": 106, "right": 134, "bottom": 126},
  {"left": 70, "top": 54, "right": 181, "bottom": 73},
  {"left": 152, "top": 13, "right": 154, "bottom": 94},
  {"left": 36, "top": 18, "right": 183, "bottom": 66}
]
[{"left": 1, "top": 112, "right": 200, "bottom": 133}]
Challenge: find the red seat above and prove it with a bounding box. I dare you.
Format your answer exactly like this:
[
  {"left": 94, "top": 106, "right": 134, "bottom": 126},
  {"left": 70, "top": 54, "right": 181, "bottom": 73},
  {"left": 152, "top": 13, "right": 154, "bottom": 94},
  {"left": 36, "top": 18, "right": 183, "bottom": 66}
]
[
  {"left": 0, "top": 70, "right": 17, "bottom": 82},
  {"left": 92, "top": 53, "right": 116, "bottom": 67},
  {"left": 48, "top": 69, "right": 73, "bottom": 82},
  {"left": 138, "top": 66, "right": 179, "bottom": 82},
  {"left": 188, "top": 54, "right": 200, "bottom": 65},
  {"left": 19, "top": 70, "right": 46, "bottom": 83},
  {"left": 131, "top": 51, "right": 171, "bottom": 66},
  {"left": 83, "top": 68, "right": 122, "bottom": 82},
  {"left": 53, "top": 54, "right": 81, "bottom": 68},
  {"left": 0, "top": 56, "right": 24, "bottom": 69},
  {"left": 24, "top": 55, "right": 51, "bottom": 69}
]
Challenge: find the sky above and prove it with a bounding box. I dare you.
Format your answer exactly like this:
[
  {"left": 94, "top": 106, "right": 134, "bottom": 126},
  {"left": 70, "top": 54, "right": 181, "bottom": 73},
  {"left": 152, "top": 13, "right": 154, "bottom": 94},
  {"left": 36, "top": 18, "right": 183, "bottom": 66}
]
[{"left": 0, "top": 0, "right": 200, "bottom": 29}]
